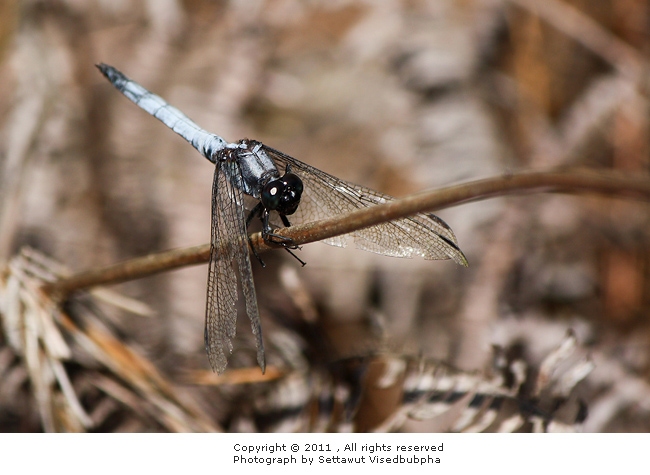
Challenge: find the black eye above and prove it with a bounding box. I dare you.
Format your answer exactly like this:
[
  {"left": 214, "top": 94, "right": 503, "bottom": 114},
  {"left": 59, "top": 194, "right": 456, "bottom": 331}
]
[
  {"left": 261, "top": 180, "right": 282, "bottom": 210},
  {"left": 283, "top": 173, "right": 303, "bottom": 194},
  {"left": 278, "top": 173, "right": 303, "bottom": 215},
  {"left": 260, "top": 173, "right": 303, "bottom": 214}
]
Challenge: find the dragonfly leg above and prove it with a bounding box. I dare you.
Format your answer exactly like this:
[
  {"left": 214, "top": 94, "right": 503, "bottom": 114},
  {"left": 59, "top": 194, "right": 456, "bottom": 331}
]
[
  {"left": 261, "top": 212, "right": 306, "bottom": 266},
  {"left": 278, "top": 214, "right": 306, "bottom": 266},
  {"left": 261, "top": 211, "right": 295, "bottom": 247},
  {"left": 284, "top": 247, "right": 306, "bottom": 267}
]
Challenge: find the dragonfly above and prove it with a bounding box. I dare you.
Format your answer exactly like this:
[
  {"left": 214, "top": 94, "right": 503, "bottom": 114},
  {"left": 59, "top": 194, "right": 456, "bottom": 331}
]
[{"left": 97, "top": 64, "right": 468, "bottom": 374}]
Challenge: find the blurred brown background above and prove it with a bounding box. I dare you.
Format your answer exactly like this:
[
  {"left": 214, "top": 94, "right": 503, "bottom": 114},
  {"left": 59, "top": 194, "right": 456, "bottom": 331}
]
[{"left": 1, "top": 0, "right": 649, "bottom": 432}]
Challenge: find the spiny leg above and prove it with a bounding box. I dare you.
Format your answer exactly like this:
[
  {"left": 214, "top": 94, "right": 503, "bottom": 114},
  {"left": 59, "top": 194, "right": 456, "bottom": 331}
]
[
  {"left": 260, "top": 212, "right": 306, "bottom": 267},
  {"left": 279, "top": 214, "right": 305, "bottom": 266},
  {"left": 245, "top": 204, "right": 306, "bottom": 267},
  {"left": 261, "top": 212, "right": 296, "bottom": 246}
]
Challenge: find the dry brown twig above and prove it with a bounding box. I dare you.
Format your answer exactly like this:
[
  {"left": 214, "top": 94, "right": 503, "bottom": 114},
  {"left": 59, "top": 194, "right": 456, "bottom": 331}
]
[{"left": 42, "top": 167, "right": 650, "bottom": 298}]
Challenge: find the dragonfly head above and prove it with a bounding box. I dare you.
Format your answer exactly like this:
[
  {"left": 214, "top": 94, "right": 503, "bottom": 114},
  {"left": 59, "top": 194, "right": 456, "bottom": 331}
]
[{"left": 261, "top": 172, "right": 303, "bottom": 215}]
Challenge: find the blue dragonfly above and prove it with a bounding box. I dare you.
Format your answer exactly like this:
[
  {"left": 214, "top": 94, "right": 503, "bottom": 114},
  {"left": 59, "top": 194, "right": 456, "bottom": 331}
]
[{"left": 97, "top": 64, "right": 467, "bottom": 374}]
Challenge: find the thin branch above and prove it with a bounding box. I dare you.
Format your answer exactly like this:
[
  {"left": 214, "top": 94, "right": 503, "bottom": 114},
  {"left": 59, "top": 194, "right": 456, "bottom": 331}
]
[
  {"left": 42, "top": 168, "right": 650, "bottom": 297},
  {"left": 42, "top": 244, "right": 211, "bottom": 299}
]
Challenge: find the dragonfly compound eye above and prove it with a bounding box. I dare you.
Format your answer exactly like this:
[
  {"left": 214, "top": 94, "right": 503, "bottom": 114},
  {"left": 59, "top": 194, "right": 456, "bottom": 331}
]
[
  {"left": 261, "top": 179, "right": 283, "bottom": 210},
  {"left": 277, "top": 173, "right": 303, "bottom": 215},
  {"left": 261, "top": 173, "right": 303, "bottom": 215}
]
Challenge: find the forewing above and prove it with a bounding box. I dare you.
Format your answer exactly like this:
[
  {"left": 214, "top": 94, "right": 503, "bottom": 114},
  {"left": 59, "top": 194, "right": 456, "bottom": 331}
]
[
  {"left": 205, "top": 161, "right": 265, "bottom": 374},
  {"left": 263, "top": 145, "right": 468, "bottom": 266}
]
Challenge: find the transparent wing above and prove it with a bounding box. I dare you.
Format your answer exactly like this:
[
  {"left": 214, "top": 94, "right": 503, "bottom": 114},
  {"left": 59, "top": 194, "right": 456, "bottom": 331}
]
[
  {"left": 262, "top": 145, "right": 468, "bottom": 266},
  {"left": 205, "top": 161, "right": 265, "bottom": 374}
]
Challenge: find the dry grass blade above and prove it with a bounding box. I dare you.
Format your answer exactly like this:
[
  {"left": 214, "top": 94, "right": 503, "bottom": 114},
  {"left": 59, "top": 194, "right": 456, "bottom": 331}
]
[
  {"left": 186, "top": 366, "right": 284, "bottom": 386},
  {"left": 236, "top": 338, "right": 592, "bottom": 433},
  {"left": 0, "top": 247, "right": 219, "bottom": 432}
]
